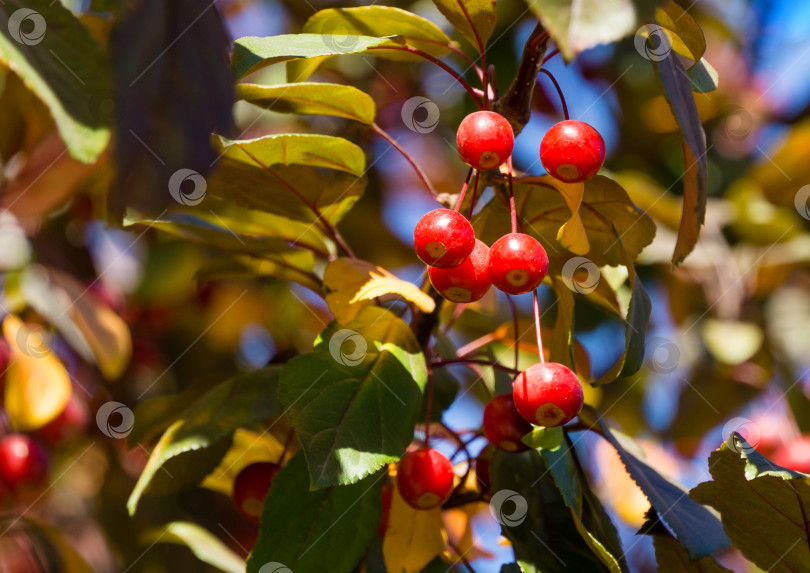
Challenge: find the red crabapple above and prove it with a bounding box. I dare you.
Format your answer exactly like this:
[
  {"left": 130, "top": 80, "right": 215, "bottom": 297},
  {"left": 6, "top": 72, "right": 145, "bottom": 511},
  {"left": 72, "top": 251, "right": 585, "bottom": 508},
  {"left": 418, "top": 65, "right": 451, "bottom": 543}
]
[
  {"left": 456, "top": 111, "right": 514, "bottom": 171},
  {"left": 540, "top": 120, "right": 605, "bottom": 183},
  {"left": 396, "top": 448, "right": 454, "bottom": 510},
  {"left": 428, "top": 239, "right": 491, "bottom": 303},
  {"left": 512, "top": 362, "right": 584, "bottom": 427},
  {"left": 773, "top": 436, "right": 810, "bottom": 473},
  {"left": 413, "top": 209, "right": 475, "bottom": 268},
  {"left": 483, "top": 394, "right": 533, "bottom": 452},
  {"left": 232, "top": 462, "right": 281, "bottom": 523},
  {"left": 488, "top": 233, "right": 548, "bottom": 295},
  {"left": 0, "top": 434, "right": 49, "bottom": 490}
]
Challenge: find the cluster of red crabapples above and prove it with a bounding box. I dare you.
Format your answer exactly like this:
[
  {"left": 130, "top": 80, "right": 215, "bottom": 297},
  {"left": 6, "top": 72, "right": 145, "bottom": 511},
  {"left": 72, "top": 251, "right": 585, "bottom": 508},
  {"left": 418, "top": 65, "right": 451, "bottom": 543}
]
[{"left": 399, "top": 112, "right": 606, "bottom": 511}]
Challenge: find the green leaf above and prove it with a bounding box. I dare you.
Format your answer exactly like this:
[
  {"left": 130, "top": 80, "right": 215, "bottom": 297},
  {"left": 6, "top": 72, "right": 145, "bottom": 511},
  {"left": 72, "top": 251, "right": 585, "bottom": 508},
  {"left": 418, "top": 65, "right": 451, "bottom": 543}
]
[
  {"left": 288, "top": 6, "right": 451, "bottom": 81},
  {"left": 490, "top": 449, "right": 614, "bottom": 572},
  {"left": 524, "top": 0, "right": 657, "bottom": 61},
  {"left": 208, "top": 134, "right": 367, "bottom": 226},
  {"left": 0, "top": 0, "right": 111, "bottom": 162},
  {"left": 280, "top": 306, "right": 427, "bottom": 489},
  {"left": 687, "top": 58, "right": 719, "bottom": 93},
  {"left": 581, "top": 406, "right": 732, "bottom": 560},
  {"left": 237, "top": 82, "right": 376, "bottom": 123},
  {"left": 540, "top": 441, "right": 629, "bottom": 572},
  {"left": 690, "top": 433, "right": 810, "bottom": 571},
  {"left": 232, "top": 34, "right": 405, "bottom": 79},
  {"left": 198, "top": 252, "right": 321, "bottom": 293},
  {"left": 140, "top": 522, "right": 244, "bottom": 573},
  {"left": 247, "top": 453, "right": 383, "bottom": 573},
  {"left": 124, "top": 211, "right": 320, "bottom": 291},
  {"left": 475, "top": 175, "right": 656, "bottom": 267},
  {"left": 595, "top": 247, "right": 651, "bottom": 384},
  {"left": 657, "top": 40, "right": 708, "bottom": 265},
  {"left": 127, "top": 367, "right": 283, "bottom": 515},
  {"left": 430, "top": 0, "right": 497, "bottom": 51},
  {"left": 420, "top": 368, "right": 460, "bottom": 423},
  {"left": 549, "top": 275, "right": 576, "bottom": 369},
  {"left": 522, "top": 426, "right": 564, "bottom": 451}
]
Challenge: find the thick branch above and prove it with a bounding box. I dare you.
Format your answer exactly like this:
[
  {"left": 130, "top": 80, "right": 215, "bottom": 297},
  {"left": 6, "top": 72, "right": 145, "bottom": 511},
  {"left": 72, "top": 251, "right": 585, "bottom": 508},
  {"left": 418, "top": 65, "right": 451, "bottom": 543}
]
[{"left": 492, "top": 22, "right": 550, "bottom": 136}]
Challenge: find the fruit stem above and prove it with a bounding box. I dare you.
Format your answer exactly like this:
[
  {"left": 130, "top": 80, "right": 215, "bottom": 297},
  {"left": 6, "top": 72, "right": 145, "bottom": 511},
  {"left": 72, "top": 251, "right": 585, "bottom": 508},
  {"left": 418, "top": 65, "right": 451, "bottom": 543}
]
[
  {"left": 467, "top": 169, "right": 481, "bottom": 218},
  {"left": 454, "top": 168, "right": 474, "bottom": 212},
  {"left": 448, "top": 539, "right": 479, "bottom": 572},
  {"left": 542, "top": 48, "right": 561, "bottom": 65},
  {"left": 452, "top": 0, "right": 488, "bottom": 110},
  {"left": 371, "top": 123, "right": 438, "bottom": 197},
  {"left": 506, "top": 294, "right": 520, "bottom": 376},
  {"left": 368, "top": 46, "right": 483, "bottom": 108},
  {"left": 507, "top": 156, "right": 518, "bottom": 234},
  {"left": 455, "top": 332, "right": 498, "bottom": 358},
  {"left": 533, "top": 289, "right": 545, "bottom": 363},
  {"left": 539, "top": 68, "right": 570, "bottom": 120}
]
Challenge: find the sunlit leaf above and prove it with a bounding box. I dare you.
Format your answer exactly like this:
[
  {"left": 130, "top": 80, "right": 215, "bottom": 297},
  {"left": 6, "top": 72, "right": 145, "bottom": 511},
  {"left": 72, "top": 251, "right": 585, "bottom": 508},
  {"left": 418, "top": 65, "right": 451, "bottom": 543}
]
[
  {"left": 690, "top": 433, "right": 810, "bottom": 571},
  {"left": 290, "top": 6, "right": 450, "bottom": 80},
  {"left": 383, "top": 481, "right": 447, "bottom": 573},
  {"left": 140, "top": 522, "right": 244, "bottom": 573},
  {"left": 201, "top": 429, "right": 287, "bottom": 496},
  {"left": 431, "top": 0, "right": 497, "bottom": 50},
  {"left": 208, "top": 134, "right": 366, "bottom": 227},
  {"left": 476, "top": 175, "right": 656, "bottom": 267},
  {"left": 21, "top": 266, "right": 131, "bottom": 381},
  {"left": 0, "top": 0, "right": 110, "bottom": 162},
  {"left": 324, "top": 258, "right": 435, "bottom": 324},
  {"left": 237, "top": 82, "right": 375, "bottom": 123},
  {"left": 127, "top": 367, "right": 282, "bottom": 515},
  {"left": 524, "top": 0, "right": 656, "bottom": 61},
  {"left": 247, "top": 453, "right": 382, "bottom": 573},
  {"left": 233, "top": 34, "right": 405, "bottom": 79},
  {"left": 279, "top": 306, "right": 426, "bottom": 489},
  {"left": 2, "top": 315, "right": 71, "bottom": 431},
  {"left": 687, "top": 58, "right": 719, "bottom": 93},
  {"left": 654, "top": 1, "right": 706, "bottom": 64}
]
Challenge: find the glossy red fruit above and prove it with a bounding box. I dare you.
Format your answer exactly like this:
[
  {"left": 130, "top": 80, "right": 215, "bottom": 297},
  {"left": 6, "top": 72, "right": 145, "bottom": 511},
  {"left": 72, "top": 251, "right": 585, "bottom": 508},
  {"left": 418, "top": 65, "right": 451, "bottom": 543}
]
[
  {"left": 397, "top": 448, "right": 454, "bottom": 510},
  {"left": 456, "top": 111, "right": 515, "bottom": 171},
  {"left": 0, "top": 435, "right": 49, "bottom": 490},
  {"left": 377, "top": 483, "right": 393, "bottom": 536},
  {"left": 232, "top": 462, "right": 281, "bottom": 523},
  {"left": 488, "top": 233, "right": 548, "bottom": 295},
  {"left": 413, "top": 209, "right": 475, "bottom": 268},
  {"left": 540, "top": 120, "right": 605, "bottom": 183},
  {"left": 512, "top": 362, "right": 584, "bottom": 427},
  {"left": 773, "top": 436, "right": 810, "bottom": 473},
  {"left": 37, "top": 394, "right": 90, "bottom": 444},
  {"left": 428, "top": 239, "right": 491, "bottom": 303},
  {"left": 483, "top": 394, "right": 533, "bottom": 452}
]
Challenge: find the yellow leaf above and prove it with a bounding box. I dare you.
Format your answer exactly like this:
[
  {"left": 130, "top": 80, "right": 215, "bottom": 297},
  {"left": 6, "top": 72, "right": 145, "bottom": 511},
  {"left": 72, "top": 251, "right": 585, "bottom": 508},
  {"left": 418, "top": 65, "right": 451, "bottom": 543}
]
[
  {"left": 201, "top": 429, "right": 286, "bottom": 496},
  {"left": 47, "top": 269, "right": 132, "bottom": 380},
  {"left": 3, "top": 316, "right": 71, "bottom": 431},
  {"left": 654, "top": 1, "right": 706, "bottom": 64},
  {"left": 548, "top": 180, "right": 589, "bottom": 255},
  {"left": 38, "top": 523, "right": 94, "bottom": 573},
  {"left": 324, "top": 258, "right": 435, "bottom": 324},
  {"left": 383, "top": 481, "right": 447, "bottom": 573}
]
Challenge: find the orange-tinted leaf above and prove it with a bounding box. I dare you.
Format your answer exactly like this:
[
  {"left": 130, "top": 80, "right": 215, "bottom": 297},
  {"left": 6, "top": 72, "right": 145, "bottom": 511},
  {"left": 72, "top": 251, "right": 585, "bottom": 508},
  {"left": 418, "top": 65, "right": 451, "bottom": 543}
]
[
  {"left": 2, "top": 315, "right": 71, "bottom": 430},
  {"left": 383, "top": 481, "right": 447, "bottom": 573},
  {"left": 324, "top": 258, "right": 435, "bottom": 324}
]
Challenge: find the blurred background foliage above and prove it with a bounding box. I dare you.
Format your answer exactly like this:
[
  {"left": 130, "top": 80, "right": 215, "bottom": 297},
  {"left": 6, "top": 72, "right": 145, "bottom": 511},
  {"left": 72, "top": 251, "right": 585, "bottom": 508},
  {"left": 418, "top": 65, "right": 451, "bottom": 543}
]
[{"left": 0, "top": 0, "right": 809, "bottom": 571}]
